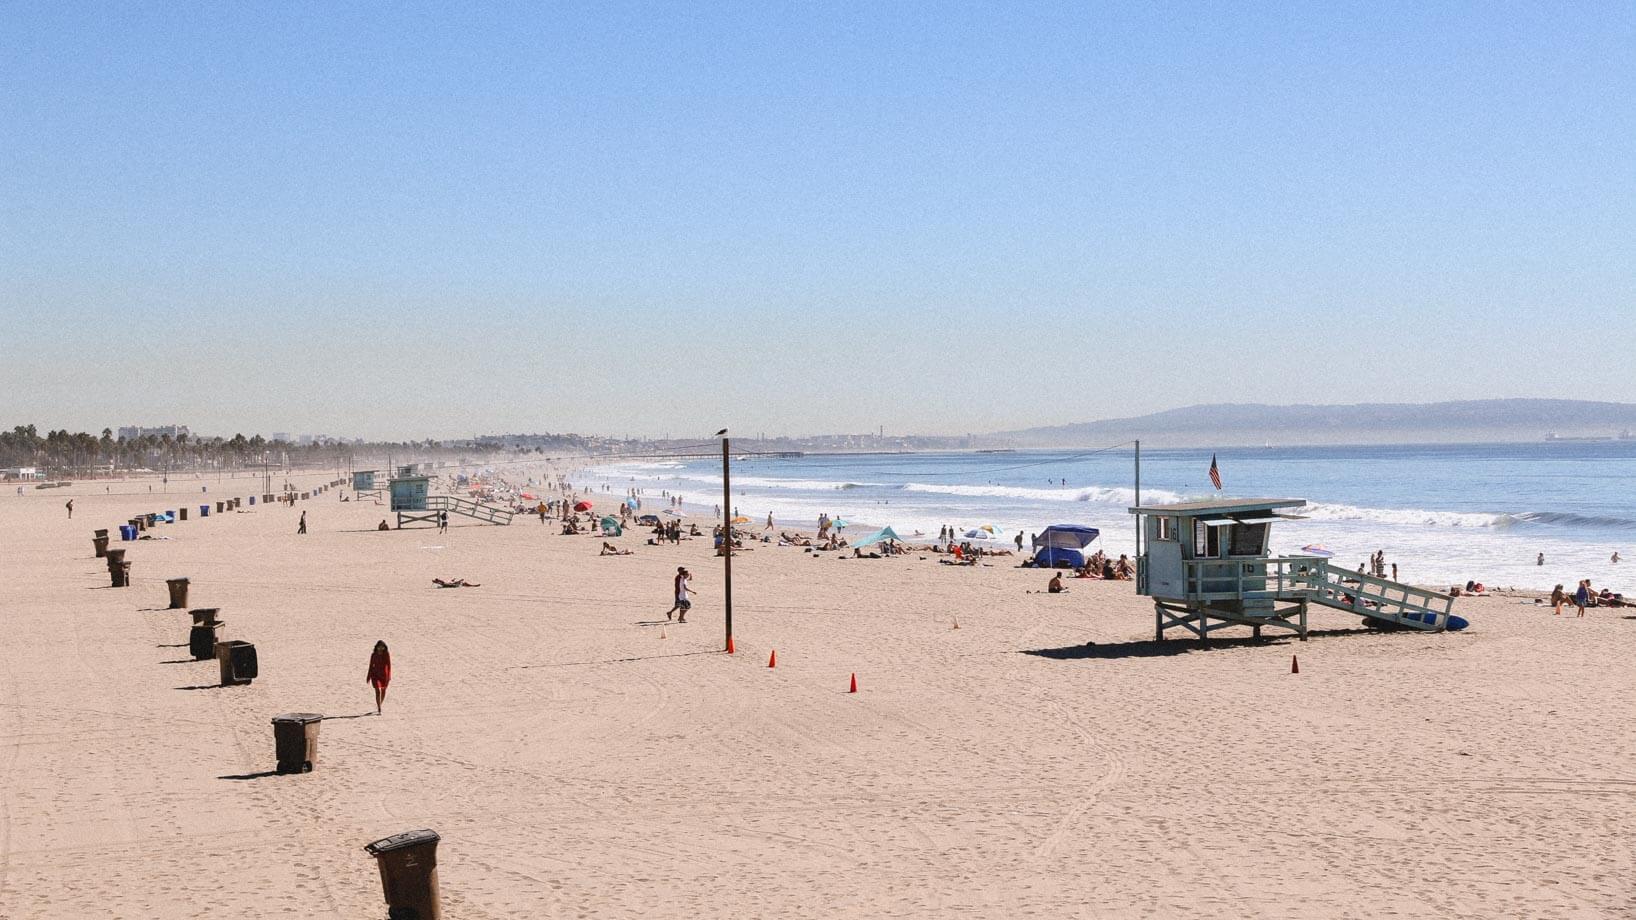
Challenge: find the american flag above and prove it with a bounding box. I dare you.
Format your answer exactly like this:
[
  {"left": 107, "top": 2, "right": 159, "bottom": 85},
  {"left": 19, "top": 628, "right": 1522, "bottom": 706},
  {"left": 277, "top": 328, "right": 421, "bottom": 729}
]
[{"left": 1208, "top": 454, "right": 1222, "bottom": 490}]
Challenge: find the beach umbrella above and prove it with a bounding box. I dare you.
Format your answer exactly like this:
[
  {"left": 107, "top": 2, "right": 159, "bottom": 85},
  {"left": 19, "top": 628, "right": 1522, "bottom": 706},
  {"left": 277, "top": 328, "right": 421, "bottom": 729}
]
[
  {"left": 574, "top": 500, "right": 594, "bottom": 512},
  {"left": 521, "top": 492, "right": 538, "bottom": 501},
  {"left": 1300, "top": 544, "right": 1334, "bottom": 558},
  {"left": 832, "top": 518, "right": 848, "bottom": 529}
]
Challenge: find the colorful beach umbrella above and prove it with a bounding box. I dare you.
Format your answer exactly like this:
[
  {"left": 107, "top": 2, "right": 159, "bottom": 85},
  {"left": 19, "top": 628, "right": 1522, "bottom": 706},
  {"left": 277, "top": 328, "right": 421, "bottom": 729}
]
[
  {"left": 1300, "top": 544, "right": 1334, "bottom": 558},
  {"left": 574, "top": 500, "right": 594, "bottom": 512}
]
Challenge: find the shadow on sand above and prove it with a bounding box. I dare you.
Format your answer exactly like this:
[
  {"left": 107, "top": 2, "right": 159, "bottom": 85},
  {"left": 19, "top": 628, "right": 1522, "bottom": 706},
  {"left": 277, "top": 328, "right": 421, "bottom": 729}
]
[
  {"left": 218, "top": 770, "right": 281, "bottom": 781},
  {"left": 1022, "top": 626, "right": 1379, "bottom": 661}
]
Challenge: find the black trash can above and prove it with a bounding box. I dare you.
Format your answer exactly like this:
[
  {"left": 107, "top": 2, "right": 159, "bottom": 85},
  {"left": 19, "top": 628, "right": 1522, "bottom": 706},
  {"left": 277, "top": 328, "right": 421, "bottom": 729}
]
[
  {"left": 166, "top": 577, "right": 190, "bottom": 610},
  {"left": 215, "top": 640, "right": 257, "bottom": 686},
  {"left": 111, "top": 560, "right": 132, "bottom": 588},
  {"left": 272, "top": 713, "right": 323, "bottom": 773},
  {"left": 93, "top": 533, "right": 110, "bottom": 558},
  {"left": 216, "top": 501, "right": 224, "bottom": 513},
  {"left": 364, "top": 829, "right": 442, "bottom": 920},
  {"left": 179, "top": 506, "right": 187, "bottom": 521},
  {"left": 190, "top": 607, "right": 221, "bottom": 627},
  {"left": 189, "top": 621, "right": 223, "bottom": 660},
  {"left": 134, "top": 516, "right": 146, "bottom": 532},
  {"left": 104, "top": 547, "right": 126, "bottom": 572}
]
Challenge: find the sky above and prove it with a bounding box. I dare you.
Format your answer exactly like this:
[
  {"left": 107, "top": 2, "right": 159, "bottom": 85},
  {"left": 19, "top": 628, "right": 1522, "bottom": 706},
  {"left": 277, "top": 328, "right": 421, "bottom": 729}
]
[{"left": 3, "top": 2, "right": 1633, "bottom": 440}]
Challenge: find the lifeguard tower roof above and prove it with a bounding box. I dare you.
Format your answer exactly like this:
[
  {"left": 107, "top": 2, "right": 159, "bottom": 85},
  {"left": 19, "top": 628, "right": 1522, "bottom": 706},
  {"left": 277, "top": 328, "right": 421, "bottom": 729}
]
[{"left": 1127, "top": 498, "right": 1306, "bottom": 517}]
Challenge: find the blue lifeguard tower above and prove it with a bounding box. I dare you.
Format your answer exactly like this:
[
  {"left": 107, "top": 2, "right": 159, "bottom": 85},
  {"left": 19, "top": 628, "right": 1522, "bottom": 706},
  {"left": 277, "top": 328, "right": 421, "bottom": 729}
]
[
  {"left": 386, "top": 466, "right": 514, "bottom": 529},
  {"left": 1128, "top": 498, "right": 1457, "bottom": 642}
]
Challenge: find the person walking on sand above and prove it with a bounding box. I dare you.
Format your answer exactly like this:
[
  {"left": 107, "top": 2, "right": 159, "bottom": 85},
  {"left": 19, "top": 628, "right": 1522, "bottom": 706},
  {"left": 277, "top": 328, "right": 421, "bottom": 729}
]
[
  {"left": 665, "top": 566, "right": 693, "bottom": 623},
  {"left": 366, "top": 640, "right": 392, "bottom": 714},
  {"left": 297, "top": 511, "right": 307, "bottom": 535},
  {"left": 1015, "top": 531, "right": 1025, "bottom": 554},
  {"left": 438, "top": 510, "right": 448, "bottom": 533},
  {"left": 65, "top": 498, "right": 73, "bottom": 519}
]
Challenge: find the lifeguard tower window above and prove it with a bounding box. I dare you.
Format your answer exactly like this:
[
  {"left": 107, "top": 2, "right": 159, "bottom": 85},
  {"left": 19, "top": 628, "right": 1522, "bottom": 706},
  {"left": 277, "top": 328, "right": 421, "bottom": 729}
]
[
  {"left": 1155, "top": 517, "right": 1175, "bottom": 541},
  {"left": 1194, "top": 520, "right": 1220, "bottom": 557},
  {"left": 1229, "top": 522, "right": 1268, "bottom": 556}
]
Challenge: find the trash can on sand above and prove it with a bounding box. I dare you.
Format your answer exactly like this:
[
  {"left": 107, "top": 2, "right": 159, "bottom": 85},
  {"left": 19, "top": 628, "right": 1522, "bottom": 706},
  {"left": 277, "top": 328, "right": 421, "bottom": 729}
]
[{"left": 364, "top": 829, "right": 442, "bottom": 920}]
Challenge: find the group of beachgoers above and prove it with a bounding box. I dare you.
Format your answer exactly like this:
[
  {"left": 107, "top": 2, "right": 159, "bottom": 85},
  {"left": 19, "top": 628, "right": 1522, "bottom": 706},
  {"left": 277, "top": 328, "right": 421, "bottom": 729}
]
[{"left": 1547, "top": 580, "right": 1626, "bottom": 616}]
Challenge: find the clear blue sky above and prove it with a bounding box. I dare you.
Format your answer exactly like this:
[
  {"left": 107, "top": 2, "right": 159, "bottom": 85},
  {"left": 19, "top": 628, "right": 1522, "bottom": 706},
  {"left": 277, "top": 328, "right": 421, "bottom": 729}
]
[{"left": 4, "top": 2, "right": 1633, "bottom": 439}]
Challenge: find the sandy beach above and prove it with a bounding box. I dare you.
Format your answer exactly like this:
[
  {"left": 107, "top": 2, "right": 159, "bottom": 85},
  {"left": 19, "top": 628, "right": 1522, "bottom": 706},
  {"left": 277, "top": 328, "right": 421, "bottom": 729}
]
[{"left": 2, "top": 473, "right": 1633, "bottom": 918}]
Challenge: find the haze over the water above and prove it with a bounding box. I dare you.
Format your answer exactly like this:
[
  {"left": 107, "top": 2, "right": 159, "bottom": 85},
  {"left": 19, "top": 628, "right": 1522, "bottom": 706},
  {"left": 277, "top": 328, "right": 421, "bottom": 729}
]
[{"left": 4, "top": 4, "right": 1633, "bottom": 439}]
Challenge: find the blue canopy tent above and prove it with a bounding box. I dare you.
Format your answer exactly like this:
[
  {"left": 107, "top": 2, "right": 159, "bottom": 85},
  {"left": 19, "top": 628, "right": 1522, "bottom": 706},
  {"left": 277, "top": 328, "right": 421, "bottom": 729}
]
[
  {"left": 850, "top": 526, "right": 901, "bottom": 548},
  {"left": 1032, "top": 524, "right": 1100, "bottom": 568}
]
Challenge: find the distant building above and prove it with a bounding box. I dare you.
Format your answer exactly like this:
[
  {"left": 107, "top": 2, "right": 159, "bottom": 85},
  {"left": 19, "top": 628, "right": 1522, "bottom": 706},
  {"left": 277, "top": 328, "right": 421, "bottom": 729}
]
[
  {"left": 117, "top": 425, "right": 191, "bottom": 441},
  {"left": 2, "top": 467, "right": 43, "bottom": 480},
  {"left": 271, "top": 432, "right": 292, "bottom": 443}
]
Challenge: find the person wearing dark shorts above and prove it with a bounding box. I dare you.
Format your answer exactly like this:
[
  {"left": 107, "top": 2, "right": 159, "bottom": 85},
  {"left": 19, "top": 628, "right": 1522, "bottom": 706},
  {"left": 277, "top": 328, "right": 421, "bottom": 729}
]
[{"left": 666, "top": 566, "right": 693, "bottom": 622}]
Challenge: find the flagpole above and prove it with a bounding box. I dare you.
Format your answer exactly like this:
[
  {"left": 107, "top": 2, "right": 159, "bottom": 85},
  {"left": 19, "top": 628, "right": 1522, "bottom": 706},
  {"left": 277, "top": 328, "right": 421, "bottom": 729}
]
[
  {"left": 721, "top": 436, "right": 733, "bottom": 652},
  {"left": 1134, "top": 439, "right": 1141, "bottom": 575}
]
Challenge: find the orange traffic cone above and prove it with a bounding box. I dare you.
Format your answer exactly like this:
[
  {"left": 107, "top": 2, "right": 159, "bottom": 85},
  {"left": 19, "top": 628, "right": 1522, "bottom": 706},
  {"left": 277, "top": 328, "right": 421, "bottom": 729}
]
[
  {"left": 727, "top": 636, "right": 735, "bottom": 655},
  {"left": 849, "top": 673, "right": 858, "bottom": 693},
  {"left": 1291, "top": 655, "right": 1299, "bottom": 674},
  {"left": 768, "top": 649, "right": 777, "bottom": 668}
]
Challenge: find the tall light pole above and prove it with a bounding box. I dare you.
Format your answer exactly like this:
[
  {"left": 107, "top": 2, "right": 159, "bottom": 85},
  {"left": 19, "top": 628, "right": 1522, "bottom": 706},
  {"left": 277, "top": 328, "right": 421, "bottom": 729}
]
[{"left": 720, "top": 436, "right": 734, "bottom": 650}]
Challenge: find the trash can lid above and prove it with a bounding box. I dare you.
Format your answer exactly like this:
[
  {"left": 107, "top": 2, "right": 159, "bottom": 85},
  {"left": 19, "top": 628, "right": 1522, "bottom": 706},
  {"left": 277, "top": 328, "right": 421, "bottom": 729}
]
[
  {"left": 271, "top": 712, "right": 324, "bottom": 725},
  {"left": 167, "top": 577, "right": 189, "bottom": 585},
  {"left": 365, "top": 829, "right": 440, "bottom": 855}
]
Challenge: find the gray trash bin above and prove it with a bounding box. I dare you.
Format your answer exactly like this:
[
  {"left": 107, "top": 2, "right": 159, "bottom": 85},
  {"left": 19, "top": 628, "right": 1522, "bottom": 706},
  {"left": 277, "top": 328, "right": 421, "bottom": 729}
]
[
  {"left": 166, "top": 577, "right": 190, "bottom": 609},
  {"left": 364, "top": 829, "right": 442, "bottom": 920}
]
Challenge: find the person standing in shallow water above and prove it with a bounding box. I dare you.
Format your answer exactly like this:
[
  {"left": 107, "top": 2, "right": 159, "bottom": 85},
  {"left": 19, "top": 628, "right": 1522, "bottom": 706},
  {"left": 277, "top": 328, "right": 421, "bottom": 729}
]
[{"left": 367, "top": 640, "right": 392, "bottom": 714}]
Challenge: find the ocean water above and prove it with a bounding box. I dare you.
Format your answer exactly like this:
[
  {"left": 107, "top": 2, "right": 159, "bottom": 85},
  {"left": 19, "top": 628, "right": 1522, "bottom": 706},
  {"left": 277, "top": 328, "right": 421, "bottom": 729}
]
[{"left": 581, "top": 442, "right": 1636, "bottom": 592}]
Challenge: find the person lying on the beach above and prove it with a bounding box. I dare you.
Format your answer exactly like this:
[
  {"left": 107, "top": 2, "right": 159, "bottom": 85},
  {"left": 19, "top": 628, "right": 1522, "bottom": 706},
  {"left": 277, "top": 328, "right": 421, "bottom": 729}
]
[
  {"left": 1597, "top": 588, "right": 1626, "bottom": 606},
  {"left": 852, "top": 547, "right": 882, "bottom": 559},
  {"left": 432, "top": 578, "right": 481, "bottom": 588},
  {"left": 600, "top": 542, "right": 632, "bottom": 556}
]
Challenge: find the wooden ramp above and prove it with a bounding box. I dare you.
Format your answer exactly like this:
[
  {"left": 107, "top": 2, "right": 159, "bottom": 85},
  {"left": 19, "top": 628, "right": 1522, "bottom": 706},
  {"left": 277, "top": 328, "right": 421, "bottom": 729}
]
[
  {"left": 1301, "top": 563, "right": 1454, "bottom": 631},
  {"left": 398, "top": 495, "right": 514, "bottom": 527}
]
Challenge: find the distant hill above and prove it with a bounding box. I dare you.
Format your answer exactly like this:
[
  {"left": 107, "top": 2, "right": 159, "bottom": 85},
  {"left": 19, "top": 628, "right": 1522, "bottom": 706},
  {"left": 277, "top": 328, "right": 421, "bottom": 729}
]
[{"left": 993, "top": 399, "right": 1636, "bottom": 448}]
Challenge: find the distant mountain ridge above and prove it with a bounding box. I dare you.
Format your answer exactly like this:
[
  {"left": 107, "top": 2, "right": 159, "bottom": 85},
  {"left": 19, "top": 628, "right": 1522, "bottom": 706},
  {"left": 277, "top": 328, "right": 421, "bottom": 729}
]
[{"left": 995, "top": 399, "right": 1636, "bottom": 447}]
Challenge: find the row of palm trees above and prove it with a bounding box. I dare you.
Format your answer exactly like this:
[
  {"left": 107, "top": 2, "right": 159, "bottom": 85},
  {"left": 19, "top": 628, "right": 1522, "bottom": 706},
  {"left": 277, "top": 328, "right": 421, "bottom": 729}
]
[{"left": 1, "top": 425, "right": 370, "bottom": 478}]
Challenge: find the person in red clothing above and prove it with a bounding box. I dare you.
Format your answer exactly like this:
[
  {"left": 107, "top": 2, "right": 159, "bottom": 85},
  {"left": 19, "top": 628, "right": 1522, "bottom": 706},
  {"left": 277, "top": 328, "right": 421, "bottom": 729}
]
[{"left": 367, "top": 640, "right": 392, "bottom": 714}]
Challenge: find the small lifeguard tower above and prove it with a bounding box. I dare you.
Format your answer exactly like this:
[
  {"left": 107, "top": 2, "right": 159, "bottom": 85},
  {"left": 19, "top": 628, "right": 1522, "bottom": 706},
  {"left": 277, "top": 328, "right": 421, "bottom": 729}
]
[
  {"left": 351, "top": 469, "right": 383, "bottom": 502},
  {"left": 1129, "top": 498, "right": 1457, "bottom": 642},
  {"left": 390, "top": 470, "right": 436, "bottom": 528}
]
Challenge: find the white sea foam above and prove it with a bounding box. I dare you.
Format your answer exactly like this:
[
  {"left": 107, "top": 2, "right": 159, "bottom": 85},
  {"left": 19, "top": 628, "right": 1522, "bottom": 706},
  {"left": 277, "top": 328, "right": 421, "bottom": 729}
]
[
  {"left": 899, "top": 482, "right": 1187, "bottom": 505},
  {"left": 1301, "top": 502, "right": 1508, "bottom": 528}
]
